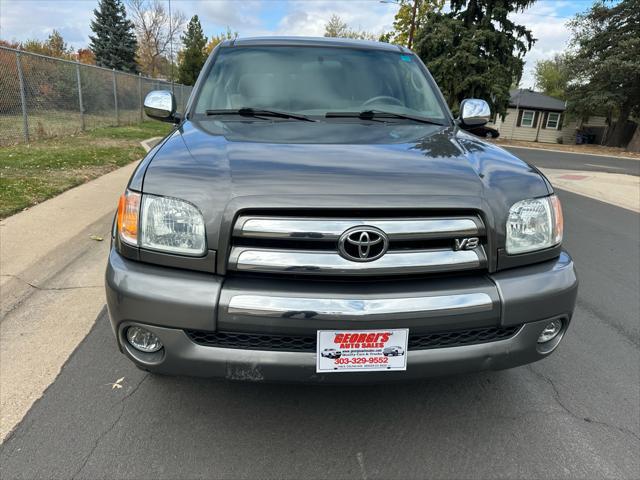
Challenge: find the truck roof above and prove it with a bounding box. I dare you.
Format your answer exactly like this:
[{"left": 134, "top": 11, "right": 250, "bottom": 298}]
[{"left": 221, "top": 36, "right": 409, "bottom": 53}]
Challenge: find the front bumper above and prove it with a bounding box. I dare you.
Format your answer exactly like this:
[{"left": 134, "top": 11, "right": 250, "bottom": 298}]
[{"left": 105, "top": 250, "right": 578, "bottom": 383}]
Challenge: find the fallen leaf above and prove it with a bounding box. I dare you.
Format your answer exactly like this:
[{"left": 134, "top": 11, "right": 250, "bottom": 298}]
[
  {"left": 109, "top": 377, "right": 125, "bottom": 390},
  {"left": 90, "top": 235, "right": 104, "bottom": 241}
]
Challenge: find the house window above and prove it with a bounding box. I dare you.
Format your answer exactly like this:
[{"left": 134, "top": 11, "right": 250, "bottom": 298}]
[
  {"left": 521, "top": 110, "right": 535, "bottom": 128},
  {"left": 546, "top": 112, "right": 561, "bottom": 129}
]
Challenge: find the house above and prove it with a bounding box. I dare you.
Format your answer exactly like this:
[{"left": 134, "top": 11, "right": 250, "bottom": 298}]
[
  {"left": 492, "top": 89, "right": 610, "bottom": 145},
  {"left": 492, "top": 89, "right": 567, "bottom": 144}
]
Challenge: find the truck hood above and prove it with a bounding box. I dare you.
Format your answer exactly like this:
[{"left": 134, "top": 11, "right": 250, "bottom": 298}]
[{"left": 140, "top": 119, "right": 550, "bottom": 250}]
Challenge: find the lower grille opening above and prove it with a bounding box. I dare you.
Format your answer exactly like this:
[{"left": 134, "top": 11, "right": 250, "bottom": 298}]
[{"left": 184, "top": 325, "right": 521, "bottom": 352}]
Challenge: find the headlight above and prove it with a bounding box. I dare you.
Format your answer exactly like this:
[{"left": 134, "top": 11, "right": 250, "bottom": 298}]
[
  {"left": 117, "top": 190, "right": 206, "bottom": 256},
  {"left": 141, "top": 194, "right": 206, "bottom": 255},
  {"left": 506, "top": 195, "right": 563, "bottom": 254}
]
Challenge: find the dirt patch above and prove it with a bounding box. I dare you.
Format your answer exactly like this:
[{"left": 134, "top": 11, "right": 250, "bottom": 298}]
[{"left": 0, "top": 122, "right": 171, "bottom": 218}]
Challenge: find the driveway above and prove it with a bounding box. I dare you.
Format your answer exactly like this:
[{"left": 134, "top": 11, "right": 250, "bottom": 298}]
[{"left": 1, "top": 153, "right": 639, "bottom": 479}]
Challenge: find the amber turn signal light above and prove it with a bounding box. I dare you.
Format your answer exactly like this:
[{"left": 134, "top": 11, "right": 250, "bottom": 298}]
[{"left": 117, "top": 190, "right": 141, "bottom": 246}]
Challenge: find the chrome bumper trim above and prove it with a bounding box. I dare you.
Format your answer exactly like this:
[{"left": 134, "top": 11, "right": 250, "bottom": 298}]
[
  {"left": 227, "top": 293, "right": 494, "bottom": 319},
  {"left": 229, "top": 247, "right": 484, "bottom": 275},
  {"left": 234, "top": 216, "right": 481, "bottom": 240}
]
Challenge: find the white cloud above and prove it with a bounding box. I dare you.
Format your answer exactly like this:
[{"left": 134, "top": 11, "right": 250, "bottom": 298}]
[
  {"left": 0, "top": 0, "right": 95, "bottom": 49},
  {"left": 273, "top": 0, "right": 395, "bottom": 37},
  {"left": 193, "top": 0, "right": 265, "bottom": 32},
  {"left": 512, "top": 2, "right": 573, "bottom": 89}
]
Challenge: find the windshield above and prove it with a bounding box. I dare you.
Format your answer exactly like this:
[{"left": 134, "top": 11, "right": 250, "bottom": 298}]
[{"left": 193, "top": 46, "right": 448, "bottom": 122}]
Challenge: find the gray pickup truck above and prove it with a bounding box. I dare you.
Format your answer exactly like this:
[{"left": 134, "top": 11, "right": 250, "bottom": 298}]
[{"left": 105, "top": 37, "right": 577, "bottom": 382}]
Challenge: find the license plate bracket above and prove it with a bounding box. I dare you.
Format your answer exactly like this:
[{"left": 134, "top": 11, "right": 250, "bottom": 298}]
[{"left": 316, "top": 328, "right": 409, "bottom": 373}]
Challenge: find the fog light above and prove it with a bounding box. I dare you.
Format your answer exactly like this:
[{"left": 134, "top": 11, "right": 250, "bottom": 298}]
[
  {"left": 126, "top": 326, "right": 163, "bottom": 353},
  {"left": 537, "top": 319, "right": 563, "bottom": 343}
]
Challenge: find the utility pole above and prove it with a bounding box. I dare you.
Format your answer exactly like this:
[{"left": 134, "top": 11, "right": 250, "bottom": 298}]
[
  {"left": 407, "top": 0, "right": 419, "bottom": 50},
  {"left": 380, "top": 0, "right": 420, "bottom": 50},
  {"left": 168, "top": 0, "right": 174, "bottom": 93}
]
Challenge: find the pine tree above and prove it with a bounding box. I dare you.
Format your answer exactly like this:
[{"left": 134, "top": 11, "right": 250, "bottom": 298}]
[
  {"left": 415, "top": 0, "right": 536, "bottom": 117},
  {"left": 178, "top": 15, "right": 208, "bottom": 86},
  {"left": 89, "top": 0, "right": 138, "bottom": 73}
]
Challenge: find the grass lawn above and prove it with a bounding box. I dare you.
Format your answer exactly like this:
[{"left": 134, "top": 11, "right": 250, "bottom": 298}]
[{"left": 0, "top": 122, "right": 172, "bottom": 219}]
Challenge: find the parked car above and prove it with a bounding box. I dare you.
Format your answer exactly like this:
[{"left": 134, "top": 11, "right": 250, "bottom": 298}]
[
  {"left": 106, "top": 37, "right": 577, "bottom": 383},
  {"left": 321, "top": 348, "right": 342, "bottom": 359},
  {"left": 467, "top": 125, "right": 500, "bottom": 138},
  {"left": 383, "top": 346, "right": 405, "bottom": 357}
]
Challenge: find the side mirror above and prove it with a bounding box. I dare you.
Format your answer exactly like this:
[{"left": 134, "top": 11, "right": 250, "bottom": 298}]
[
  {"left": 144, "top": 90, "right": 178, "bottom": 123},
  {"left": 459, "top": 99, "right": 491, "bottom": 127}
]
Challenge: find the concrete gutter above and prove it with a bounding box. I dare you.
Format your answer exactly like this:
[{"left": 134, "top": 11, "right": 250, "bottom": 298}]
[
  {"left": 542, "top": 168, "right": 640, "bottom": 213},
  {"left": 140, "top": 136, "right": 163, "bottom": 153},
  {"left": 501, "top": 144, "right": 640, "bottom": 161},
  {"left": 0, "top": 137, "right": 161, "bottom": 442}
]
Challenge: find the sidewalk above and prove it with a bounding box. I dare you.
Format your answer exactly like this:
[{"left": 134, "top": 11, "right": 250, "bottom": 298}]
[
  {"left": 541, "top": 168, "right": 640, "bottom": 213},
  {"left": 0, "top": 138, "right": 160, "bottom": 442},
  {"left": 493, "top": 139, "right": 640, "bottom": 160}
]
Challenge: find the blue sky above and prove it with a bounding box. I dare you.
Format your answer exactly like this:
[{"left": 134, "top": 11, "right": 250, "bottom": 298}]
[{"left": 0, "top": 0, "right": 605, "bottom": 87}]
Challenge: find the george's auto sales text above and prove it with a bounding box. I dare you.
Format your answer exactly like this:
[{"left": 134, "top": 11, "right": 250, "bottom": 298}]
[{"left": 316, "top": 329, "right": 409, "bottom": 373}]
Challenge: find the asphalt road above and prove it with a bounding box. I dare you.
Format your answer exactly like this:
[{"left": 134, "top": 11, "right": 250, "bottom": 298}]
[
  {"left": 2, "top": 191, "right": 639, "bottom": 478},
  {"left": 504, "top": 146, "right": 640, "bottom": 176}
]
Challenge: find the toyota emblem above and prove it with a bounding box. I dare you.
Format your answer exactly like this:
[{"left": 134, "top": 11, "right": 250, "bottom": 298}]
[{"left": 338, "top": 226, "right": 389, "bottom": 262}]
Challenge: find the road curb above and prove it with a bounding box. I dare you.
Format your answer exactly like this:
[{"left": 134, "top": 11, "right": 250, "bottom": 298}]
[
  {"left": 500, "top": 144, "right": 640, "bottom": 161},
  {"left": 140, "top": 136, "right": 163, "bottom": 153},
  {"left": 542, "top": 168, "right": 640, "bottom": 213},
  {"left": 0, "top": 158, "right": 142, "bottom": 442}
]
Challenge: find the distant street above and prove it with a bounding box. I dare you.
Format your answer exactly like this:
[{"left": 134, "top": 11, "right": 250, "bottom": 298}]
[{"left": 504, "top": 146, "right": 640, "bottom": 177}]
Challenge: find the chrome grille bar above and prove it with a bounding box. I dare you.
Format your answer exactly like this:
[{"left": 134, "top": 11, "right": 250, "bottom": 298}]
[
  {"left": 229, "top": 247, "right": 484, "bottom": 275},
  {"left": 227, "top": 293, "right": 493, "bottom": 319},
  {"left": 234, "top": 216, "right": 482, "bottom": 240}
]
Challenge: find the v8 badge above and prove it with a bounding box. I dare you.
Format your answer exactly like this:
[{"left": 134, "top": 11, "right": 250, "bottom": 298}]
[{"left": 454, "top": 237, "right": 480, "bottom": 251}]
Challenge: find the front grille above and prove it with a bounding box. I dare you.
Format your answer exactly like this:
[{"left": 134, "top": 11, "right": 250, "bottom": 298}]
[
  {"left": 407, "top": 325, "right": 519, "bottom": 349},
  {"left": 227, "top": 213, "right": 488, "bottom": 276},
  {"left": 184, "top": 325, "right": 520, "bottom": 352},
  {"left": 185, "top": 330, "right": 317, "bottom": 352}
]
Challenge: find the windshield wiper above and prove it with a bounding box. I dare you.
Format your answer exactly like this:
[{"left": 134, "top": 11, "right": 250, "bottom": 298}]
[
  {"left": 325, "top": 110, "right": 443, "bottom": 125},
  {"left": 206, "top": 108, "right": 315, "bottom": 122}
]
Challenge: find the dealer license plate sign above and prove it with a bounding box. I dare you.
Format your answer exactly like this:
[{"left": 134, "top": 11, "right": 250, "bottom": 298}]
[{"left": 316, "top": 329, "right": 409, "bottom": 373}]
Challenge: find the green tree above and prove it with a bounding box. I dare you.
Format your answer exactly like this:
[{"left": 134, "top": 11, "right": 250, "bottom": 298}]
[
  {"left": 565, "top": 0, "right": 640, "bottom": 147},
  {"left": 323, "top": 14, "right": 376, "bottom": 40},
  {"left": 415, "top": 0, "right": 536, "bottom": 117},
  {"left": 89, "top": 0, "right": 138, "bottom": 72},
  {"left": 534, "top": 53, "right": 570, "bottom": 100},
  {"left": 45, "top": 31, "right": 69, "bottom": 57},
  {"left": 389, "top": 0, "right": 445, "bottom": 49},
  {"left": 22, "top": 30, "right": 74, "bottom": 59},
  {"left": 378, "top": 32, "right": 392, "bottom": 43},
  {"left": 204, "top": 27, "right": 238, "bottom": 55},
  {"left": 178, "top": 15, "right": 208, "bottom": 86}
]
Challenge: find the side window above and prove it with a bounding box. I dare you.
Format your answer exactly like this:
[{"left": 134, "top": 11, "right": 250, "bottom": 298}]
[
  {"left": 546, "top": 112, "right": 560, "bottom": 129},
  {"left": 521, "top": 110, "right": 535, "bottom": 128}
]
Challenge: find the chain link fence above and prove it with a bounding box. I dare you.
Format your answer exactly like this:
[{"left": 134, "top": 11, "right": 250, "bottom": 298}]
[{"left": 0, "top": 46, "right": 193, "bottom": 145}]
